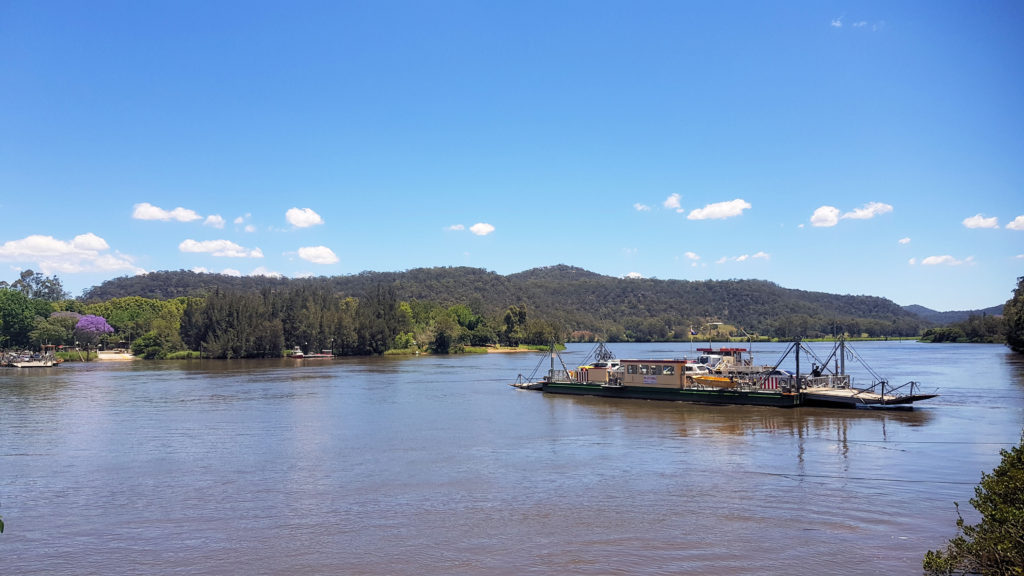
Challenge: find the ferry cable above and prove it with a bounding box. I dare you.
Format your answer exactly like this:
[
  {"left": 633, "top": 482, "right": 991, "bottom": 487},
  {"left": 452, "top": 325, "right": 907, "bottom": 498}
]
[
  {"left": 748, "top": 470, "right": 980, "bottom": 486},
  {"left": 837, "top": 440, "right": 1019, "bottom": 446}
]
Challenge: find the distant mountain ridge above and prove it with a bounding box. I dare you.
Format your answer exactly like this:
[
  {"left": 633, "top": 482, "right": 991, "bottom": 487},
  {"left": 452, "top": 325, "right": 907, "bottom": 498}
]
[
  {"left": 80, "top": 265, "right": 1001, "bottom": 337},
  {"left": 902, "top": 304, "right": 1004, "bottom": 325}
]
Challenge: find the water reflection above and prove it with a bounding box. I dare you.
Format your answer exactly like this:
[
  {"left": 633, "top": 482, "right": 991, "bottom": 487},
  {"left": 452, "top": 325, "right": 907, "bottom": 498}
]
[
  {"left": 543, "top": 392, "right": 933, "bottom": 439},
  {"left": 0, "top": 343, "right": 1020, "bottom": 576}
]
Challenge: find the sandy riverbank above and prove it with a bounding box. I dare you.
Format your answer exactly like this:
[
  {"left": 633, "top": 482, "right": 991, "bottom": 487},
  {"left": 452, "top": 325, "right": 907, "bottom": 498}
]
[{"left": 96, "top": 350, "right": 136, "bottom": 361}]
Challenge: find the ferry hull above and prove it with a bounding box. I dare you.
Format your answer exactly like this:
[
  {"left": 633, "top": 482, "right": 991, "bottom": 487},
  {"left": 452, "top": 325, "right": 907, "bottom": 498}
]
[
  {"left": 802, "top": 390, "right": 939, "bottom": 409},
  {"left": 12, "top": 360, "right": 57, "bottom": 368},
  {"left": 542, "top": 381, "right": 801, "bottom": 407}
]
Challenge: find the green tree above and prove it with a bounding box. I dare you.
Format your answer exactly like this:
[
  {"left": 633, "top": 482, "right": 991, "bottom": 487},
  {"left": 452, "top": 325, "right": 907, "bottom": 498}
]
[
  {"left": 131, "top": 331, "right": 168, "bottom": 359},
  {"left": 468, "top": 323, "right": 497, "bottom": 347},
  {"left": 30, "top": 314, "right": 77, "bottom": 347},
  {"left": 1005, "top": 277, "right": 1024, "bottom": 354},
  {"left": 523, "top": 318, "right": 557, "bottom": 345},
  {"left": 429, "top": 315, "right": 460, "bottom": 354},
  {"left": 502, "top": 304, "right": 527, "bottom": 346},
  {"left": 924, "top": 434, "right": 1024, "bottom": 575},
  {"left": 356, "top": 284, "right": 409, "bottom": 354},
  {"left": 0, "top": 288, "right": 43, "bottom": 348},
  {"left": 10, "top": 269, "right": 69, "bottom": 301}
]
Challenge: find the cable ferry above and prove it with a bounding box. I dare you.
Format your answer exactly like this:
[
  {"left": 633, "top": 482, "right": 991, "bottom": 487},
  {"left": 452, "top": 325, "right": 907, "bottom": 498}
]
[{"left": 512, "top": 339, "right": 937, "bottom": 410}]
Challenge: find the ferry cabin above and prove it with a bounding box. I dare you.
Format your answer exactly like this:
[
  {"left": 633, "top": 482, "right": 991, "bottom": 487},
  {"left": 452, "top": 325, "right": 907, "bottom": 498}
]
[
  {"left": 577, "top": 359, "right": 714, "bottom": 388},
  {"left": 623, "top": 359, "right": 687, "bottom": 388},
  {"left": 695, "top": 347, "right": 762, "bottom": 374},
  {"left": 550, "top": 357, "right": 801, "bottom": 407}
]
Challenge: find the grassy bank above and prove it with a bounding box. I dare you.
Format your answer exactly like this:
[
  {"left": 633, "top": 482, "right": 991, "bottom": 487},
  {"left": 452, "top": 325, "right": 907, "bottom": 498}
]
[{"left": 55, "top": 350, "right": 97, "bottom": 362}]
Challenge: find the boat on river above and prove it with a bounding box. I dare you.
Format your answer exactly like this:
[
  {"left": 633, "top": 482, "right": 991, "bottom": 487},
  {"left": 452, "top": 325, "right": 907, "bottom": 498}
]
[
  {"left": 515, "top": 344, "right": 801, "bottom": 407},
  {"left": 513, "top": 339, "right": 938, "bottom": 409},
  {"left": 5, "top": 348, "right": 61, "bottom": 368},
  {"left": 289, "top": 346, "right": 333, "bottom": 359}
]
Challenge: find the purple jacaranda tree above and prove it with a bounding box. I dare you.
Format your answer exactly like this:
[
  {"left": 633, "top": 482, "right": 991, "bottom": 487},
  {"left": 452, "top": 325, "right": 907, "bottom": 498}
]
[{"left": 75, "top": 314, "right": 114, "bottom": 349}]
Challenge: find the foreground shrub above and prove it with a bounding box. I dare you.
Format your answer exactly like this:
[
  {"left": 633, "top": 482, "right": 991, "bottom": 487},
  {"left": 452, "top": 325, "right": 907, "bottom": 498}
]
[{"left": 924, "top": 434, "right": 1024, "bottom": 575}]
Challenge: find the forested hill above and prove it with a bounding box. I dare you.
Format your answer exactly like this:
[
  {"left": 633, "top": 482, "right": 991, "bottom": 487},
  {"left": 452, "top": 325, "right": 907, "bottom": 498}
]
[
  {"left": 81, "top": 265, "right": 934, "bottom": 339},
  {"left": 901, "top": 304, "right": 1004, "bottom": 325}
]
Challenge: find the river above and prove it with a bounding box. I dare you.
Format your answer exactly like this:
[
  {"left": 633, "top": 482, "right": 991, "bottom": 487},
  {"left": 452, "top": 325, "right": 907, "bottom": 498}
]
[{"left": 2, "top": 341, "right": 1022, "bottom": 575}]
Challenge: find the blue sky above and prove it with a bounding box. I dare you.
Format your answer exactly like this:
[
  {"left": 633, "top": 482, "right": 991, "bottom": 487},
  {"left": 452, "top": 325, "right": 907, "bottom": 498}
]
[{"left": 1, "top": 1, "right": 1021, "bottom": 311}]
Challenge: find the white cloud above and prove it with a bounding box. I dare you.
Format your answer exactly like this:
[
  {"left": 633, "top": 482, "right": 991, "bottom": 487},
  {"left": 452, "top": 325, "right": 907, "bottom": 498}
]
[
  {"left": 831, "top": 17, "right": 842, "bottom": 28},
  {"left": 244, "top": 225, "right": 256, "bottom": 233},
  {"left": 811, "top": 206, "right": 840, "bottom": 227},
  {"left": 447, "top": 224, "right": 465, "bottom": 231},
  {"left": 716, "top": 252, "right": 769, "bottom": 264},
  {"left": 962, "top": 214, "right": 999, "bottom": 229},
  {"left": 811, "top": 202, "right": 893, "bottom": 227},
  {"left": 663, "top": 194, "right": 683, "bottom": 213},
  {"left": 1006, "top": 216, "right": 1024, "bottom": 231},
  {"left": 469, "top": 223, "right": 495, "bottom": 236},
  {"left": 684, "top": 251, "right": 700, "bottom": 261},
  {"left": 634, "top": 203, "right": 651, "bottom": 212},
  {"left": 921, "top": 255, "right": 974, "bottom": 266},
  {"left": 624, "top": 272, "right": 643, "bottom": 279},
  {"left": 204, "top": 215, "right": 225, "bottom": 229},
  {"left": 0, "top": 233, "right": 140, "bottom": 275},
  {"left": 132, "top": 202, "right": 202, "bottom": 222},
  {"left": 852, "top": 21, "right": 867, "bottom": 28},
  {"left": 192, "top": 266, "right": 250, "bottom": 277},
  {"left": 234, "top": 214, "right": 250, "bottom": 225},
  {"left": 298, "top": 245, "right": 339, "bottom": 264},
  {"left": 286, "top": 207, "right": 324, "bottom": 228},
  {"left": 72, "top": 233, "right": 110, "bottom": 251},
  {"left": 179, "top": 239, "right": 264, "bottom": 258},
  {"left": 842, "top": 201, "right": 893, "bottom": 220},
  {"left": 250, "top": 266, "right": 282, "bottom": 278},
  {"left": 899, "top": 237, "right": 911, "bottom": 245},
  {"left": 688, "top": 199, "right": 751, "bottom": 220},
  {"left": 908, "top": 258, "right": 917, "bottom": 266}
]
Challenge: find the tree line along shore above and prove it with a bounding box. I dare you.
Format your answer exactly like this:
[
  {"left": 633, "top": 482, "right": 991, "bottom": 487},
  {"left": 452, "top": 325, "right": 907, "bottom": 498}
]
[{"left": 2, "top": 268, "right": 1022, "bottom": 359}]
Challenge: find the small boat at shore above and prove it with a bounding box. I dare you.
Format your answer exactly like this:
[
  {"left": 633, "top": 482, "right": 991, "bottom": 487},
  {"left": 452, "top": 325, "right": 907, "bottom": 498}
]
[
  {"left": 289, "top": 346, "right": 333, "bottom": 359},
  {"left": 4, "top": 348, "right": 61, "bottom": 368}
]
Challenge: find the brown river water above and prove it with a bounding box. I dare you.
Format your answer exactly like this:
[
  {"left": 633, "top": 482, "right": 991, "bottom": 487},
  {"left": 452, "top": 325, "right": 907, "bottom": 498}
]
[{"left": 2, "top": 341, "right": 1022, "bottom": 575}]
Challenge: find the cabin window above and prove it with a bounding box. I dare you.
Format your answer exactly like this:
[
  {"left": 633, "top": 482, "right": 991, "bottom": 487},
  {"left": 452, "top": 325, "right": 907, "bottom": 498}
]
[
  {"left": 627, "top": 365, "right": 638, "bottom": 375},
  {"left": 662, "top": 365, "right": 674, "bottom": 375}
]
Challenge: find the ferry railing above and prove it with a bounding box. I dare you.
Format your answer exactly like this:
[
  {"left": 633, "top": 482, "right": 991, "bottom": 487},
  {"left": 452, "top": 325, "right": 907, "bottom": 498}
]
[
  {"left": 548, "top": 369, "right": 573, "bottom": 382},
  {"left": 802, "top": 374, "right": 851, "bottom": 389}
]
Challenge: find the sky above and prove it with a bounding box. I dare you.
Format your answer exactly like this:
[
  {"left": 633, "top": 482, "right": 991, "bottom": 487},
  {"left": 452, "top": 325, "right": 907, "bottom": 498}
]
[{"left": 1, "top": 1, "right": 1022, "bottom": 311}]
